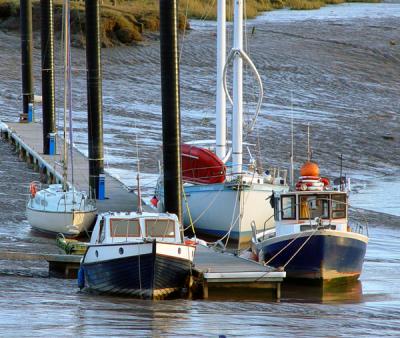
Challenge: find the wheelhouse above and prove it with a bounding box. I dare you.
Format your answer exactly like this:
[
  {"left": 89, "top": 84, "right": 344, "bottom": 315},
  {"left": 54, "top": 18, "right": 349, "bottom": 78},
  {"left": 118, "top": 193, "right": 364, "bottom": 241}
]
[
  {"left": 274, "top": 191, "right": 348, "bottom": 236},
  {"left": 277, "top": 191, "right": 347, "bottom": 221},
  {"left": 90, "top": 212, "right": 182, "bottom": 245}
]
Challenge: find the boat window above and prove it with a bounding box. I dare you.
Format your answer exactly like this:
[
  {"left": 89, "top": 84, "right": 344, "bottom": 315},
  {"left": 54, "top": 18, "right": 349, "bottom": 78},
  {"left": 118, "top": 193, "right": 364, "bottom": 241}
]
[
  {"left": 281, "top": 195, "right": 296, "bottom": 220},
  {"left": 299, "top": 195, "right": 329, "bottom": 220},
  {"left": 332, "top": 194, "right": 347, "bottom": 219},
  {"left": 110, "top": 219, "right": 141, "bottom": 237},
  {"left": 98, "top": 219, "right": 105, "bottom": 243},
  {"left": 146, "top": 219, "right": 175, "bottom": 238}
]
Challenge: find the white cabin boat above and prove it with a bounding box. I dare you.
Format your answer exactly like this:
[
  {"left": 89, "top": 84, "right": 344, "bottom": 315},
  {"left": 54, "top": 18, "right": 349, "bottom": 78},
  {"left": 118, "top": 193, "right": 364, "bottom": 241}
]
[{"left": 79, "top": 211, "right": 195, "bottom": 299}]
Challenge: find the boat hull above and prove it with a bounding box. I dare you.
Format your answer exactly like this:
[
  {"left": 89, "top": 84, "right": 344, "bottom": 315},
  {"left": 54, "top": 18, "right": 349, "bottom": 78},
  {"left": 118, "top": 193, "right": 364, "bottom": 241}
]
[
  {"left": 26, "top": 207, "right": 96, "bottom": 237},
  {"left": 82, "top": 242, "right": 195, "bottom": 299},
  {"left": 258, "top": 230, "right": 368, "bottom": 281},
  {"left": 182, "top": 183, "right": 282, "bottom": 245}
]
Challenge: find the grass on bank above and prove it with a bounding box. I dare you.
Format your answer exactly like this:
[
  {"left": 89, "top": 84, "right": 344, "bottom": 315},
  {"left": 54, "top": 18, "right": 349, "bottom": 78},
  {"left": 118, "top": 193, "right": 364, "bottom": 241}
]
[{"left": 0, "top": 0, "right": 381, "bottom": 46}]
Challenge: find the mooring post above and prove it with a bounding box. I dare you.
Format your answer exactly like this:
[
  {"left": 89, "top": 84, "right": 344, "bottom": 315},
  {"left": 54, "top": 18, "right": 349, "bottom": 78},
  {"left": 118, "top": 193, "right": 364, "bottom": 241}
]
[
  {"left": 20, "top": 0, "right": 34, "bottom": 123},
  {"left": 159, "top": 0, "right": 182, "bottom": 221},
  {"left": 41, "top": 0, "right": 56, "bottom": 155},
  {"left": 85, "top": 0, "right": 105, "bottom": 200}
]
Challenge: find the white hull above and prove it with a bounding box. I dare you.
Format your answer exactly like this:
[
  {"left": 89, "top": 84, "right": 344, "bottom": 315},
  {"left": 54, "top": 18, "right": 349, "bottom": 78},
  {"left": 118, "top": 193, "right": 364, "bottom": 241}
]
[
  {"left": 26, "top": 184, "right": 97, "bottom": 237},
  {"left": 183, "top": 182, "right": 285, "bottom": 244},
  {"left": 27, "top": 207, "right": 97, "bottom": 237}
]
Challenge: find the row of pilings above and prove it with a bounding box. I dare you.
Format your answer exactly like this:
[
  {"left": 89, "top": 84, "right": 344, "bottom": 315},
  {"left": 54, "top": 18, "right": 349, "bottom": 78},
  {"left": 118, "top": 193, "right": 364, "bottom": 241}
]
[
  {"left": 20, "top": 0, "right": 105, "bottom": 200},
  {"left": 19, "top": 0, "right": 182, "bottom": 219}
]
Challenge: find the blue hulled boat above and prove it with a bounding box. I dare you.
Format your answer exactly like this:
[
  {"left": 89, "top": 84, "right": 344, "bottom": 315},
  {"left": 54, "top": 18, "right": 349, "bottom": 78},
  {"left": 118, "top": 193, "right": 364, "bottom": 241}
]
[
  {"left": 80, "top": 212, "right": 195, "bottom": 299},
  {"left": 252, "top": 161, "right": 368, "bottom": 282}
]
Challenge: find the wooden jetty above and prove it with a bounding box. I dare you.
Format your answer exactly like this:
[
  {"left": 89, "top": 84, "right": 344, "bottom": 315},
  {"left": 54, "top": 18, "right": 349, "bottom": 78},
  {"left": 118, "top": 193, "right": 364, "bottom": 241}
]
[
  {"left": 192, "top": 245, "right": 285, "bottom": 300},
  {"left": 0, "top": 246, "right": 285, "bottom": 300},
  {"left": 0, "top": 250, "right": 82, "bottom": 278},
  {"left": 0, "top": 120, "right": 285, "bottom": 299},
  {"left": 0, "top": 121, "right": 148, "bottom": 213}
]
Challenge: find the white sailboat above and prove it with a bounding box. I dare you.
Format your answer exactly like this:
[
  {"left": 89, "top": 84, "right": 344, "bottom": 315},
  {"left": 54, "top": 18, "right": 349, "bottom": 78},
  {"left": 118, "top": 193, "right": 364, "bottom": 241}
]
[
  {"left": 156, "top": 0, "right": 287, "bottom": 246},
  {"left": 26, "top": 0, "right": 97, "bottom": 237}
]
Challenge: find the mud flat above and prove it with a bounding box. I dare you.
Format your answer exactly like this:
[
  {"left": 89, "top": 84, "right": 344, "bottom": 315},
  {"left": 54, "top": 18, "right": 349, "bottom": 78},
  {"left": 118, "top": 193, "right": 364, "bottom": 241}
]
[{"left": 0, "top": 3, "right": 399, "bottom": 198}]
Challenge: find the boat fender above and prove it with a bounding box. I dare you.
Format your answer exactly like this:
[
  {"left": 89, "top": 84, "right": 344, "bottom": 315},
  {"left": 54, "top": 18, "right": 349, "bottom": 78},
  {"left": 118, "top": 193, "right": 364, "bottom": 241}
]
[
  {"left": 29, "top": 182, "right": 38, "bottom": 197},
  {"left": 320, "top": 177, "right": 330, "bottom": 186},
  {"left": 150, "top": 195, "right": 159, "bottom": 207},
  {"left": 78, "top": 266, "right": 85, "bottom": 290}
]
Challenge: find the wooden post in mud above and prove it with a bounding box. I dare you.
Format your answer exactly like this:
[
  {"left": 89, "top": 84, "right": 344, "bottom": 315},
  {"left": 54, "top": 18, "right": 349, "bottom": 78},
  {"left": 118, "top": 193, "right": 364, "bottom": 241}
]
[
  {"left": 20, "top": 0, "right": 34, "bottom": 122},
  {"left": 85, "top": 0, "right": 105, "bottom": 200},
  {"left": 159, "top": 0, "right": 182, "bottom": 222},
  {"left": 40, "top": 0, "right": 56, "bottom": 154}
]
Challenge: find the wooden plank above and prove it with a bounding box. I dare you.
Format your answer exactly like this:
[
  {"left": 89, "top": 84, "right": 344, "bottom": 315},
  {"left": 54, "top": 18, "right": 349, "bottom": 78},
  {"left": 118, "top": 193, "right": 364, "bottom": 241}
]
[
  {"left": 194, "top": 244, "right": 272, "bottom": 273},
  {"left": 0, "top": 250, "right": 82, "bottom": 263},
  {"left": 203, "top": 271, "right": 285, "bottom": 282}
]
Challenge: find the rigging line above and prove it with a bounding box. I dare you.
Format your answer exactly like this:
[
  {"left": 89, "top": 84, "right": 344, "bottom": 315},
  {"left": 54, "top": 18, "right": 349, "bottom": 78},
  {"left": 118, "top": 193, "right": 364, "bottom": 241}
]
[
  {"left": 179, "top": 0, "right": 190, "bottom": 63},
  {"left": 224, "top": 181, "right": 241, "bottom": 248},
  {"left": 182, "top": 186, "right": 196, "bottom": 238},
  {"left": 283, "top": 225, "right": 322, "bottom": 269},
  {"left": 200, "top": 0, "right": 216, "bottom": 21}
]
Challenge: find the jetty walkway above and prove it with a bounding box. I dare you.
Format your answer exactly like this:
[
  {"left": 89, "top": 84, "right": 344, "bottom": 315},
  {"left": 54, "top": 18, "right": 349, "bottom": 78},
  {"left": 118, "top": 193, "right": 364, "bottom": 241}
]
[{"left": 0, "top": 121, "right": 147, "bottom": 213}]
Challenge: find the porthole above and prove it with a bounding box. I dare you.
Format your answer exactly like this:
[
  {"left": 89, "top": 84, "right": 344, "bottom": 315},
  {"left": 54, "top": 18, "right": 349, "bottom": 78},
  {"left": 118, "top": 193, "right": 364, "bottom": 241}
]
[
  {"left": 95, "top": 250, "right": 98, "bottom": 258},
  {"left": 119, "top": 247, "right": 124, "bottom": 255}
]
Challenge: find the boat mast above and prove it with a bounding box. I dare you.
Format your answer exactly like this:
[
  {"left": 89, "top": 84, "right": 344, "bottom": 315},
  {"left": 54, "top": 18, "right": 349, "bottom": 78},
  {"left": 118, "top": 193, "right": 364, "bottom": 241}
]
[
  {"left": 290, "top": 92, "right": 294, "bottom": 187},
  {"left": 216, "top": 0, "right": 226, "bottom": 160},
  {"left": 307, "top": 122, "right": 311, "bottom": 161},
  {"left": 136, "top": 133, "right": 143, "bottom": 214},
  {"left": 232, "top": 0, "right": 244, "bottom": 175},
  {"left": 62, "top": 0, "right": 69, "bottom": 192}
]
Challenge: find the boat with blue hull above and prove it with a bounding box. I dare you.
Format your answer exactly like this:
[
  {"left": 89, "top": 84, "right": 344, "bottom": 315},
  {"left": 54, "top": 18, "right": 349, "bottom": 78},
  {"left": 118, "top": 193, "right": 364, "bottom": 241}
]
[
  {"left": 252, "top": 161, "right": 368, "bottom": 282},
  {"left": 80, "top": 212, "right": 195, "bottom": 299}
]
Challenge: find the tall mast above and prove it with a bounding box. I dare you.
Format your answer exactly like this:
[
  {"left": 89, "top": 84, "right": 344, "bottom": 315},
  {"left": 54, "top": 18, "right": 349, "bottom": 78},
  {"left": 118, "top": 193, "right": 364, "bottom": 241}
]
[
  {"left": 290, "top": 92, "right": 294, "bottom": 187},
  {"left": 307, "top": 122, "right": 311, "bottom": 162},
  {"left": 216, "top": 0, "right": 226, "bottom": 160},
  {"left": 62, "top": 0, "right": 69, "bottom": 191},
  {"left": 232, "top": 0, "right": 243, "bottom": 175}
]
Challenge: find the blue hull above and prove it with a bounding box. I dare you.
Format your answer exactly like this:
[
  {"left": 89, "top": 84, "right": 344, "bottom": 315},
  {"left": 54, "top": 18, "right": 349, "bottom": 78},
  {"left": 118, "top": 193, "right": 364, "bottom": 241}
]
[
  {"left": 82, "top": 244, "right": 192, "bottom": 299},
  {"left": 260, "top": 232, "right": 367, "bottom": 281}
]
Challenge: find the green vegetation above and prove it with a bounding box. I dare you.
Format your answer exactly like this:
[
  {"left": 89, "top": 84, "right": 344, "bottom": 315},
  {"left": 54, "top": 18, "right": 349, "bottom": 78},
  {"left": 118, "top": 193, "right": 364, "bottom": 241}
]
[{"left": 0, "top": 0, "right": 381, "bottom": 47}]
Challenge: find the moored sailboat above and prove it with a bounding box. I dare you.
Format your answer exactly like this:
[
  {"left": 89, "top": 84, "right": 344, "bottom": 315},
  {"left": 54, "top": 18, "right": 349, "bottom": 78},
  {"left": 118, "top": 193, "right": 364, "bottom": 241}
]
[
  {"left": 26, "top": 0, "right": 97, "bottom": 237},
  {"left": 156, "top": 0, "right": 287, "bottom": 246}
]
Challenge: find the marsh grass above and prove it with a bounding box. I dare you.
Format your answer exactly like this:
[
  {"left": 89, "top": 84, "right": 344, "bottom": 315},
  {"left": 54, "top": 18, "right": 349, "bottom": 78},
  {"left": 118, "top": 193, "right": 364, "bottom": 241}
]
[{"left": 0, "top": 0, "right": 382, "bottom": 46}]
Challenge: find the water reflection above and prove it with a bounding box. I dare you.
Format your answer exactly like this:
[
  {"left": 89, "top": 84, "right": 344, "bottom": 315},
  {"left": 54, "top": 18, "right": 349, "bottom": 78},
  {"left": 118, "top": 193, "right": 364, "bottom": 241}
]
[{"left": 282, "top": 280, "right": 363, "bottom": 304}]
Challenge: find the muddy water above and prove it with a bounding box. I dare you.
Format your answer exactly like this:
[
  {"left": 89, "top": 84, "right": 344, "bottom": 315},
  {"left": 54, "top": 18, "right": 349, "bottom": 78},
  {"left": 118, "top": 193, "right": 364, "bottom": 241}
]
[{"left": 0, "top": 3, "right": 400, "bottom": 336}]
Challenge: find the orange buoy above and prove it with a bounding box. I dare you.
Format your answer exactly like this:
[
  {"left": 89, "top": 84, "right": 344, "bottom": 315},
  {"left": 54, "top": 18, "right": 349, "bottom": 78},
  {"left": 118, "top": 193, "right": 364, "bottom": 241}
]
[{"left": 300, "top": 161, "right": 320, "bottom": 177}]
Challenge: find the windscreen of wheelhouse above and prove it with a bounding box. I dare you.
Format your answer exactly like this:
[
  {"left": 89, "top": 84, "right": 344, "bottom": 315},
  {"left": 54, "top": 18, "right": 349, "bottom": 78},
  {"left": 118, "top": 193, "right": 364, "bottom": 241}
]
[{"left": 299, "top": 195, "right": 329, "bottom": 220}]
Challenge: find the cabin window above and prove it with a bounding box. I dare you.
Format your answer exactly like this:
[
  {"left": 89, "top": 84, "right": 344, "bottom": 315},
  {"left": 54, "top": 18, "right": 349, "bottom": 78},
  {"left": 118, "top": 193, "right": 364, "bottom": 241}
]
[
  {"left": 146, "top": 219, "right": 175, "bottom": 238},
  {"left": 281, "top": 195, "right": 296, "bottom": 220},
  {"left": 332, "top": 194, "right": 346, "bottom": 219},
  {"left": 299, "top": 195, "right": 329, "bottom": 220},
  {"left": 98, "top": 219, "right": 105, "bottom": 243},
  {"left": 110, "top": 219, "right": 141, "bottom": 237}
]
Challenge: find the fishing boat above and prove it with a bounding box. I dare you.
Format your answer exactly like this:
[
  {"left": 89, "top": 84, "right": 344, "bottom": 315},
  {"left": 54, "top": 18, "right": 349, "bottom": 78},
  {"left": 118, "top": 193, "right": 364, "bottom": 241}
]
[
  {"left": 155, "top": 0, "right": 287, "bottom": 246},
  {"left": 26, "top": 0, "right": 97, "bottom": 237},
  {"left": 79, "top": 211, "right": 195, "bottom": 299},
  {"left": 252, "top": 161, "right": 369, "bottom": 282}
]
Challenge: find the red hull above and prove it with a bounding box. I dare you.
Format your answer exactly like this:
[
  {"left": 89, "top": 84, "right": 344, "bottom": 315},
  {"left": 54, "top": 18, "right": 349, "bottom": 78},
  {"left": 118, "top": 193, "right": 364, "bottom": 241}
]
[{"left": 181, "top": 144, "right": 226, "bottom": 184}]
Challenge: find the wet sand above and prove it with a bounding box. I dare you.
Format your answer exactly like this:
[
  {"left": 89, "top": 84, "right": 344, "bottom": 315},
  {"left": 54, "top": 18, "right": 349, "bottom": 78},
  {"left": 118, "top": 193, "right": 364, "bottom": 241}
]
[{"left": 0, "top": 4, "right": 399, "bottom": 185}]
